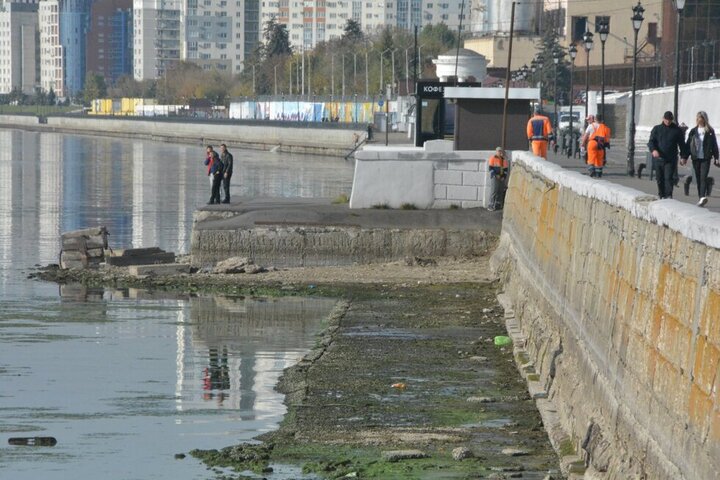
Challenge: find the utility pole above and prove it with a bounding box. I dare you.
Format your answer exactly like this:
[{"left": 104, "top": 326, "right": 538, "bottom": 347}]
[{"left": 501, "top": 1, "right": 516, "bottom": 150}]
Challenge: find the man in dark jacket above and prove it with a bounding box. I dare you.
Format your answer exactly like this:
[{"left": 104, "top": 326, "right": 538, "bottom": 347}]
[
  {"left": 647, "top": 111, "right": 690, "bottom": 199},
  {"left": 204, "top": 145, "right": 224, "bottom": 204},
  {"left": 219, "top": 144, "right": 234, "bottom": 204}
]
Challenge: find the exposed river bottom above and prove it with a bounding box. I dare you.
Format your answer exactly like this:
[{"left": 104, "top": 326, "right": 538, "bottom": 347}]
[{"left": 33, "top": 261, "right": 560, "bottom": 479}]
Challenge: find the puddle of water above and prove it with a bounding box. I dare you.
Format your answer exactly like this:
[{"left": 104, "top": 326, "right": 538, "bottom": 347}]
[{"left": 0, "top": 293, "right": 336, "bottom": 480}]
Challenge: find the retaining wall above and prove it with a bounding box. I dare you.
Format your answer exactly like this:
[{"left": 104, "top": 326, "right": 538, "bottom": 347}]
[
  {"left": 351, "top": 140, "right": 500, "bottom": 209},
  {"left": 492, "top": 151, "right": 720, "bottom": 478},
  {"left": 0, "top": 114, "right": 364, "bottom": 156}
]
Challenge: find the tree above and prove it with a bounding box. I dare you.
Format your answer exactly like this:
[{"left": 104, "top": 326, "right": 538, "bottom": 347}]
[
  {"left": 536, "top": 27, "right": 570, "bottom": 104},
  {"left": 342, "top": 19, "right": 363, "bottom": 43},
  {"left": 47, "top": 87, "right": 56, "bottom": 105},
  {"left": 83, "top": 73, "right": 108, "bottom": 105},
  {"left": 262, "top": 17, "right": 292, "bottom": 59}
]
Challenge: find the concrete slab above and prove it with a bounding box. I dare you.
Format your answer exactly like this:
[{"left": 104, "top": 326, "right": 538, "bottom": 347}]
[{"left": 191, "top": 197, "right": 502, "bottom": 267}]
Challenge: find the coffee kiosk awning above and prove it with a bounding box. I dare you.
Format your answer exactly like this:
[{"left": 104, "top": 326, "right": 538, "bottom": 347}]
[{"left": 443, "top": 87, "right": 540, "bottom": 100}]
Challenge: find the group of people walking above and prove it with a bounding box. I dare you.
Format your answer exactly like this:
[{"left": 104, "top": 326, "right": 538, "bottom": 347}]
[
  {"left": 204, "top": 144, "right": 234, "bottom": 204},
  {"left": 648, "top": 110, "right": 719, "bottom": 205},
  {"left": 525, "top": 104, "right": 717, "bottom": 207}
]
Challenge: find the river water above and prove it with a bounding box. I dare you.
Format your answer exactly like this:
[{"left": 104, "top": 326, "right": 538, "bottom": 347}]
[{"left": 0, "top": 128, "right": 354, "bottom": 478}]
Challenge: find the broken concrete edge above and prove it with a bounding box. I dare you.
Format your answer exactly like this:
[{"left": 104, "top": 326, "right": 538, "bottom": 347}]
[{"left": 496, "top": 292, "right": 586, "bottom": 479}]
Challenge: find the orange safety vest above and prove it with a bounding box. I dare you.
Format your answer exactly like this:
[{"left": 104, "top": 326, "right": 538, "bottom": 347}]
[
  {"left": 588, "top": 123, "right": 611, "bottom": 167},
  {"left": 488, "top": 155, "right": 509, "bottom": 169},
  {"left": 527, "top": 115, "right": 553, "bottom": 142}
]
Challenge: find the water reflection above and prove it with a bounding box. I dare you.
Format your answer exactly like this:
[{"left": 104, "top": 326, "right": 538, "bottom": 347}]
[
  {"left": 0, "top": 127, "right": 351, "bottom": 479},
  {"left": 0, "top": 291, "right": 336, "bottom": 479},
  {"left": 0, "top": 127, "right": 353, "bottom": 276}
]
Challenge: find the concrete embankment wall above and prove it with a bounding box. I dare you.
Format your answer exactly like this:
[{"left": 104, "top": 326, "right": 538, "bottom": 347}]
[
  {"left": 0, "top": 114, "right": 364, "bottom": 156},
  {"left": 492, "top": 152, "right": 720, "bottom": 478}
]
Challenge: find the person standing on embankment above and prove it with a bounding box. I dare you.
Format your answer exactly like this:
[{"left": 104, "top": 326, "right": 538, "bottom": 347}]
[
  {"left": 204, "top": 145, "right": 224, "bottom": 204},
  {"left": 527, "top": 105, "right": 554, "bottom": 159},
  {"left": 220, "top": 144, "right": 234, "bottom": 204}
]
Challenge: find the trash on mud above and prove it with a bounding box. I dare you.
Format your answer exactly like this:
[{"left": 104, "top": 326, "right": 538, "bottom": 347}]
[
  {"left": 494, "top": 335, "right": 512, "bottom": 346},
  {"left": 8, "top": 436, "right": 57, "bottom": 447},
  {"left": 391, "top": 382, "right": 407, "bottom": 390},
  {"left": 452, "top": 447, "right": 474, "bottom": 460}
]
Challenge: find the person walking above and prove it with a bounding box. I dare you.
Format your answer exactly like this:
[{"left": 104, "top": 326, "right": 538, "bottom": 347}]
[
  {"left": 684, "top": 111, "right": 719, "bottom": 207},
  {"left": 204, "top": 145, "right": 224, "bottom": 204},
  {"left": 647, "top": 111, "right": 689, "bottom": 199},
  {"left": 580, "top": 114, "right": 597, "bottom": 162},
  {"left": 587, "top": 114, "right": 611, "bottom": 178},
  {"left": 488, "top": 147, "right": 509, "bottom": 211},
  {"left": 219, "top": 144, "right": 234, "bottom": 204},
  {"left": 526, "top": 105, "right": 554, "bottom": 159}
]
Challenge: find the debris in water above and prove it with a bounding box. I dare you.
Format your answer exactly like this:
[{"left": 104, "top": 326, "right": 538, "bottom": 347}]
[
  {"left": 8, "top": 437, "right": 57, "bottom": 447},
  {"left": 494, "top": 336, "right": 512, "bottom": 347}
]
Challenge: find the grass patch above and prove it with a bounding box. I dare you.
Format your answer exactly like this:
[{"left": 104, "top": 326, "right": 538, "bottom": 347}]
[
  {"left": 0, "top": 105, "right": 78, "bottom": 115},
  {"left": 559, "top": 439, "right": 576, "bottom": 457},
  {"left": 449, "top": 204, "right": 460, "bottom": 209},
  {"left": 400, "top": 203, "right": 417, "bottom": 210},
  {"left": 371, "top": 203, "right": 390, "bottom": 209},
  {"left": 332, "top": 193, "right": 349, "bottom": 204}
]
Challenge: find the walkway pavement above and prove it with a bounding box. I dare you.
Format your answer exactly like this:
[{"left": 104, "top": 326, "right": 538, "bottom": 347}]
[{"left": 546, "top": 142, "right": 720, "bottom": 214}]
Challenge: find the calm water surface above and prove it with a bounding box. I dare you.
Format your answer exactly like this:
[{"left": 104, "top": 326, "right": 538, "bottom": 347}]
[{"left": 0, "top": 128, "right": 353, "bottom": 478}]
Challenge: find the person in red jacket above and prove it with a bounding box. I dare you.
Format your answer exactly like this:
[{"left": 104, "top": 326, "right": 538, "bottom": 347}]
[
  {"left": 526, "top": 105, "right": 554, "bottom": 159},
  {"left": 203, "top": 145, "right": 224, "bottom": 204}
]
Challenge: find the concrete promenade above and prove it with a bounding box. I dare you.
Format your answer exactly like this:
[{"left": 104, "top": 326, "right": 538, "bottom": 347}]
[{"left": 547, "top": 141, "right": 720, "bottom": 213}]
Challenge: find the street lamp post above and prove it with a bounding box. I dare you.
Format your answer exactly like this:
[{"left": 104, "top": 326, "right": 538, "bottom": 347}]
[
  {"left": 342, "top": 55, "right": 346, "bottom": 98},
  {"left": 536, "top": 56, "right": 544, "bottom": 103},
  {"left": 628, "top": 1, "right": 645, "bottom": 176},
  {"left": 365, "top": 50, "right": 369, "bottom": 97},
  {"left": 569, "top": 44, "right": 578, "bottom": 157},
  {"left": 353, "top": 53, "right": 358, "bottom": 94},
  {"left": 331, "top": 55, "right": 335, "bottom": 98},
  {"left": 673, "top": 0, "right": 686, "bottom": 119},
  {"left": 553, "top": 52, "right": 560, "bottom": 132},
  {"left": 274, "top": 64, "right": 278, "bottom": 96},
  {"left": 583, "top": 30, "right": 594, "bottom": 122},
  {"left": 598, "top": 19, "right": 609, "bottom": 118}
]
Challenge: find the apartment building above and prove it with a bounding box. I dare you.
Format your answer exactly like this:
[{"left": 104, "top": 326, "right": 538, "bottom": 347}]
[
  {"left": 87, "top": 0, "right": 133, "bottom": 84},
  {"left": 260, "top": 1, "right": 467, "bottom": 50},
  {"left": 133, "top": 0, "right": 181, "bottom": 80},
  {"left": 39, "top": 0, "right": 64, "bottom": 96},
  {"left": 0, "top": 0, "right": 39, "bottom": 94}
]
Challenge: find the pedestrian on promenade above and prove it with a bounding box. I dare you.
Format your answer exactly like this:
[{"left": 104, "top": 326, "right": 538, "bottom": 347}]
[
  {"left": 488, "top": 147, "right": 509, "bottom": 211},
  {"left": 683, "top": 111, "right": 719, "bottom": 207},
  {"left": 526, "top": 105, "right": 554, "bottom": 159},
  {"left": 580, "top": 114, "right": 597, "bottom": 163},
  {"left": 204, "top": 145, "right": 224, "bottom": 204},
  {"left": 219, "top": 144, "right": 234, "bottom": 204},
  {"left": 647, "top": 111, "right": 689, "bottom": 199},
  {"left": 587, "top": 114, "right": 611, "bottom": 178}
]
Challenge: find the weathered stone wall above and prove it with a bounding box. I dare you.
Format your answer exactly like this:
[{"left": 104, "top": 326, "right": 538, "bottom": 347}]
[
  {"left": 192, "top": 225, "right": 495, "bottom": 267},
  {"left": 492, "top": 152, "right": 720, "bottom": 479}
]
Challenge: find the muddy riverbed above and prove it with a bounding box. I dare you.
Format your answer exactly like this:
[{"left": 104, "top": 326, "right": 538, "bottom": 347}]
[{"left": 32, "top": 261, "right": 561, "bottom": 479}]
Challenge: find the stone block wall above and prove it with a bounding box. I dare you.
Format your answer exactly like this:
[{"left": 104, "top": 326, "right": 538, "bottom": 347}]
[
  {"left": 492, "top": 152, "right": 720, "bottom": 479},
  {"left": 351, "top": 141, "right": 496, "bottom": 209}
]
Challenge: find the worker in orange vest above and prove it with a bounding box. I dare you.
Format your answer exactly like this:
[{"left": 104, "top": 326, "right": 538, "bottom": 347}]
[
  {"left": 488, "top": 147, "right": 510, "bottom": 211},
  {"left": 587, "top": 114, "right": 611, "bottom": 178},
  {"left": 526, "top": 105, "right": 554, "bottom": 159}
]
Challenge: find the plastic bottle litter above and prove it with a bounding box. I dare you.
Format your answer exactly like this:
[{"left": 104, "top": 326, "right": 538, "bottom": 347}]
[{"left": 494, "top": 336, "right": 512, "bottom": 347}]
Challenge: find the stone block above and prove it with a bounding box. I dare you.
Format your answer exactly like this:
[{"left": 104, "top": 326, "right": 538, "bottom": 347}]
[
  {"left": 434, "top": 170, "right": 462, "bottom": 185},
  {"left": 462, "top": 171, "right": 485, "bottom": 187},
  {"left": 447, "top": 161, "right": 479, "bottom": 171},
  {"left": 106, "top": 252, "right": 175, "bottom": 267},
  {"left": 434, "top": 185, "right": 447, "bottom": 200},
  {"left": 447, "top": 185, "right": 478, "bottom": 201}
]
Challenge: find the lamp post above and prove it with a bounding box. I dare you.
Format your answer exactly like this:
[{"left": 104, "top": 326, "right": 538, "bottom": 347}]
[
  {"left": 673, "top": 0, "right": 686, "bottom": 119},
  {"left": 274, "top": 64, "right": 278, "bottom": 96},
  {"left": 628, "top": 1, "right": 645, "bottom": 176},
  {"left": 331, "top": 55, "right": 335, "bottom": 98},
  {"left": 553, "top": 51, "right": 560, "bottom": 131},
  {"left": 583, "top": 30, "right": 594, "bottom": 122},
  {"left": 598, "top": 18, "right": 609, "bottom": 118},
  {"left": 569, "top": 44, "right": 578, "bottom": 157},
  {"left": 536, "top": 56, "right": 544, "bottom": 103},
  {"left": 353, "top": 53, "right": 358, "bottom": 94}
]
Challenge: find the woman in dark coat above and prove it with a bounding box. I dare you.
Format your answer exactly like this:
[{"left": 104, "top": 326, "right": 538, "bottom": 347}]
[{"left": 684, "top": 111, "right": 720, "bottom": 206}]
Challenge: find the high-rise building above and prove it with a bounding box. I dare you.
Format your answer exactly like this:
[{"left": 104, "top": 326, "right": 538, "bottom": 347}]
[
  {"left": 39, "top": 0, "right": 90, "bottom": 98},
  {"left": 87, "top": 0, "right": 133, "bottom": 84},
  {"left": 259, "top": 1, "right": 468, "bottom": 51},
  {"left": 39, "top": 0, "right": 64, "bottom": 96},
  {"left": 133, "top": 0, "right": 181, "bottom": 80},
  {"left": 0, "top": 0, "right": 39, "bottom": 94},
  {"left": 134, "top": 0, "right": 256, "bottom": 80}
]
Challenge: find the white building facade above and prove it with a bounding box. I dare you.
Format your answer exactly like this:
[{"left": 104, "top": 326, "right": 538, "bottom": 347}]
[
  {"left": 0, "top": 0, "right": 39, "bottom": 94},
  {"left": 39, "top": 0, "right": 64, "bottom": 97}
]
